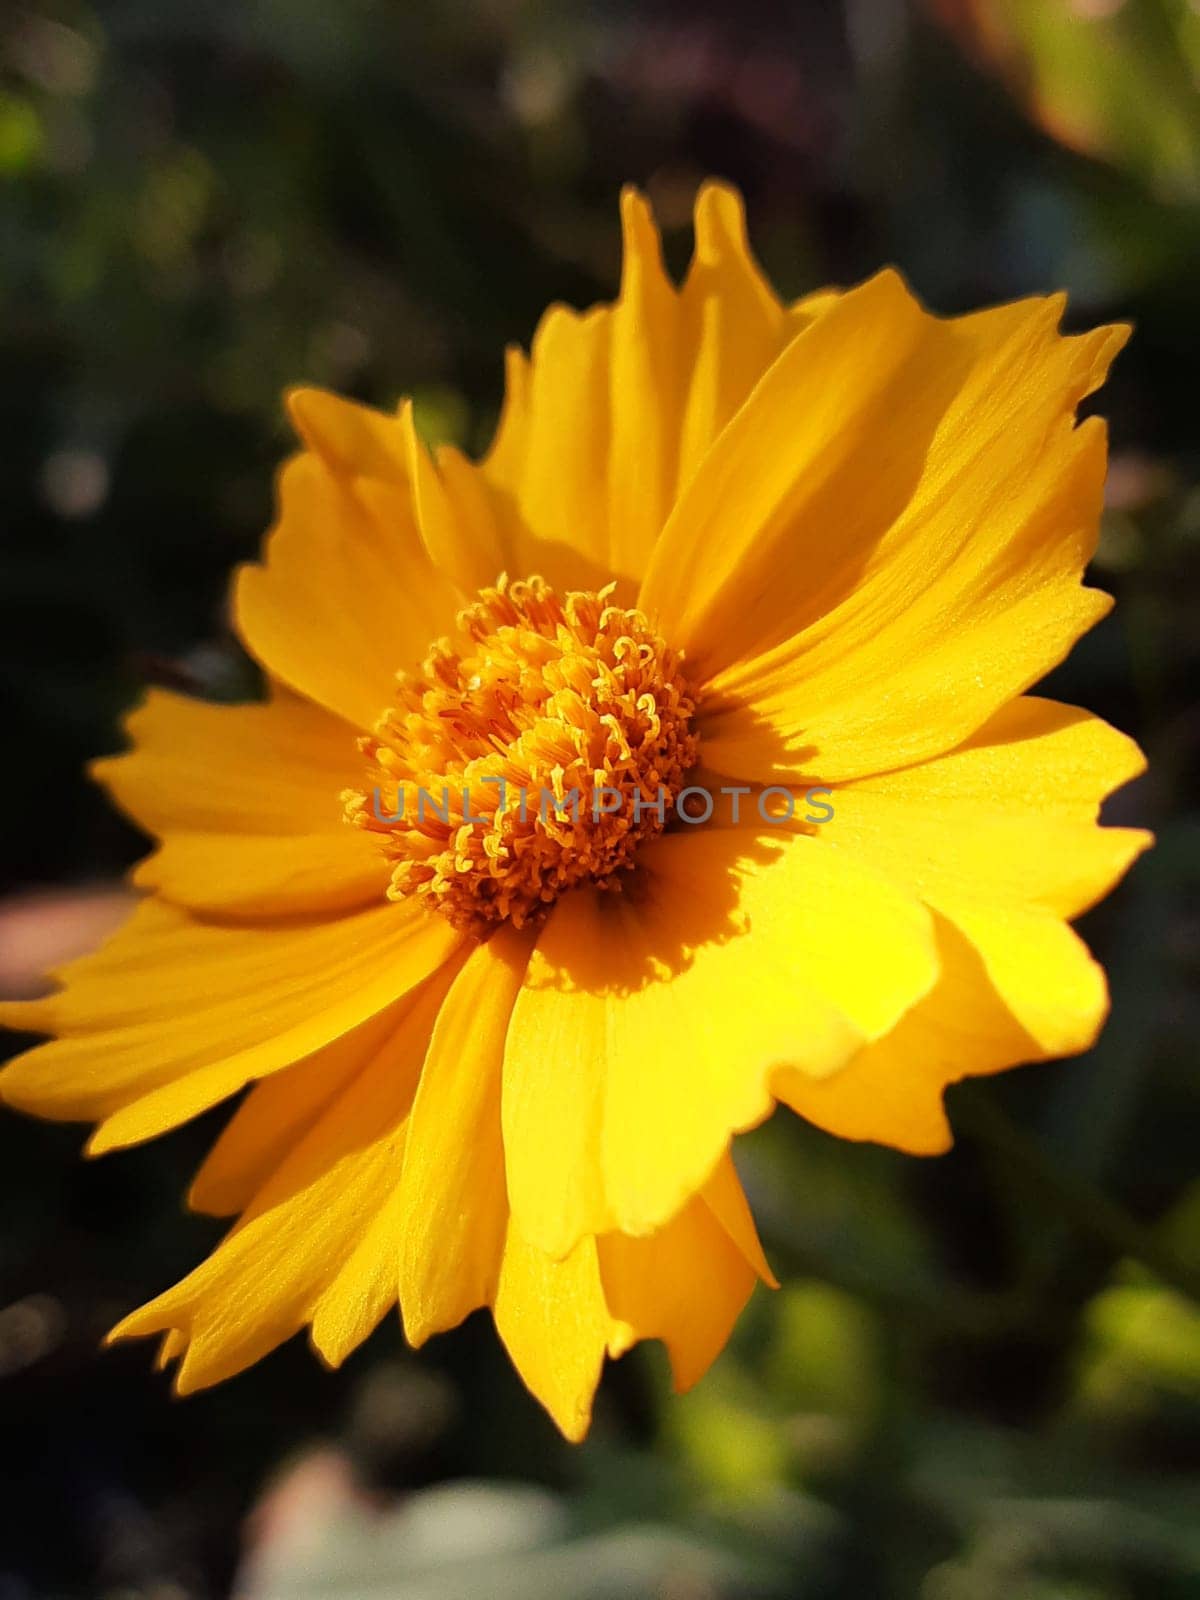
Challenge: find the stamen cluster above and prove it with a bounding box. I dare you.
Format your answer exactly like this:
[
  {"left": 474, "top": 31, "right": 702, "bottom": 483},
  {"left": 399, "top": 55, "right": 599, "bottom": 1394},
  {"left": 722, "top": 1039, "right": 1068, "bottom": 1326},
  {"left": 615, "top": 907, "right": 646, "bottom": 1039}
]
[{"left": 343, "top": 576, "right": 699, "bottom": 934}]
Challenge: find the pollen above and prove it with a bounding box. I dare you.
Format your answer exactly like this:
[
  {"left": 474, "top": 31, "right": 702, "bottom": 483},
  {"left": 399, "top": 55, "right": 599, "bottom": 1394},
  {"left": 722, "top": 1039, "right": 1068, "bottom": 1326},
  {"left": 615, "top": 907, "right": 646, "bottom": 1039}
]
[{"left": 343, "top": 576, "right": 699, "bottom": 935}]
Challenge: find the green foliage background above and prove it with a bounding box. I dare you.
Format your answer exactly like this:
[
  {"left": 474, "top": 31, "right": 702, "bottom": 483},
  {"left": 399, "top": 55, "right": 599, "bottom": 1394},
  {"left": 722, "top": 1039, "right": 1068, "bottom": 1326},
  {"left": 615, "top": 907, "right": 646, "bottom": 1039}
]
[{"left": 0, "top": 2, "right": 1197, "bottom": 1596}]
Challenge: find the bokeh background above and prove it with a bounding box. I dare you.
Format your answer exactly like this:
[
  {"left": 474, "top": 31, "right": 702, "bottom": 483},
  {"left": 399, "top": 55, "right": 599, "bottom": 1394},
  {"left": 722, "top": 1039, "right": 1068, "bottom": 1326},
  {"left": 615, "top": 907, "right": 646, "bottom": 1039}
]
[{"left": 1, "top": 1, "right": 1198, "bottom": 1596}]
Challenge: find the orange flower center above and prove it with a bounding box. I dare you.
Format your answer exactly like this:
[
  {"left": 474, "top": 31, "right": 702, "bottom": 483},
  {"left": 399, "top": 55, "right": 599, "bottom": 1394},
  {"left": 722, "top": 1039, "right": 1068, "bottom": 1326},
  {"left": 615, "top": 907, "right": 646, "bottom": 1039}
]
[{"left": 343, "top": 575, "right": 699, "bottom": 934}]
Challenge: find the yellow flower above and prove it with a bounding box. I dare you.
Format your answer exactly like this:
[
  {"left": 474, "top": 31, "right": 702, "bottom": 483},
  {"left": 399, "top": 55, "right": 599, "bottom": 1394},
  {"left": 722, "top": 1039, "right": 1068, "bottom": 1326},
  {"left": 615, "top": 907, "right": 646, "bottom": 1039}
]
[{"left": 0, "top": 182, "right": 1151, "bottom": 1440}]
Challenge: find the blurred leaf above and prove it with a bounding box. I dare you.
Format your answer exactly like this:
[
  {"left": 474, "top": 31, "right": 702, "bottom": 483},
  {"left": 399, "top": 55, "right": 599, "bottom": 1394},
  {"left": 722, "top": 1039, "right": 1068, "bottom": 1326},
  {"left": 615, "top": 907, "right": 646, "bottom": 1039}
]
[
  {"left": 1081, "top": 1281, "right": 1200, "bottom": 1403},
  {"left": 944, "top": 0, "right": 1200, "bottom": 199},
  {"left": 0, "top": 92, "right": 43, "bottom": 174},
  {"left": 764, "top": 1282, "right": 882, "bottom": 1424}
]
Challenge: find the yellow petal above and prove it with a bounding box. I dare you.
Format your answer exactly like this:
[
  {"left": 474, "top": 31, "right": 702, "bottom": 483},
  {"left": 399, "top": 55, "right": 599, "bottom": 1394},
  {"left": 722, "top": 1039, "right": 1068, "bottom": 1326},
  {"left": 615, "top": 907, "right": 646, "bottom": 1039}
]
[
  {"left": 680, "top": 290, "right": 1128, "bottom": 778},
  {"left": 137, "top": 831, "right": 386, "bottom": 919},
  {"left": 109, "top": 979, "right": 447, "bottom": 1391},
  {"left": 858, "top": 694, "right": 1146, "bottom": 818},
  {"left": 188, "top": 1006, "right": 405, "bottom": 1216},
  {"left": 156, "top": 1328, "right": 186, "bottom": 1370},
  {"left": 788, "top": 287, "right": 841, "bottom": 328},
  {"left": 597, "top": 1189, "right": 758, "bottom": 1393},
  {"left": 502, "top": 827, "right": 937, "bottom": 1256},
  {"left": 482, "top": 343, "right": 530, "bottom": 497},
  {"left": 397, "top": 922, "right": 537, "bottom": 1346},
  {"left": 0, "top": 897, "right": 460, "bottom": 1142},
  {"left": 495, "top": 1153, "right": 772, "bottom": 1437},
  {"left": 639, "top": 267, "right": 950, "bottom": 673},
  {"left": 92, "top": 686, "right": 360, "bottom": 837},
  {"left": 480, "top": 183, "right": 796, "bottom": 594},
  {"left": 235, "top": 449, "right": 458, "bottom": 731},
  {"left": 675, "top": 180, "right": 785, "bottom": 490},
  {"left": 98, "top": 685, "right": 385, "bottom": 926},
  {"left": 605, "top": 188, "right": 684, "bottom": 579},
  {"left": 776, "top": 912, "right": 1055, "bottom": 1153},
  {"left": 286, "top": 386, "right": 409, "bottom": 482},
  {"left": 482, "top": 301, "right": 620, "bottom": 595},
  {"left": 811, "top": 697, "right": 1151, "bottom": 1054},
  {"left": 700, "top": 1150, "right": 778, "bottom": 1288},
  {"left": 820, "top": 699, "right": 1149, "bottom": 914},
  {"left": 500, "top": 892, "right": 611, "bottom": 1260},
  {"left": 942, "top": 907, "right": 1111, "bottom": 1060},
  {"left": 309, "top": 1178, "right": 407, "bottom": 1370},
  {"left": 492, "top": 1226, "right": 614, "bottom": 1443},
  {"left": 399, "top": 400, "right": 508, "bottom": 595}
]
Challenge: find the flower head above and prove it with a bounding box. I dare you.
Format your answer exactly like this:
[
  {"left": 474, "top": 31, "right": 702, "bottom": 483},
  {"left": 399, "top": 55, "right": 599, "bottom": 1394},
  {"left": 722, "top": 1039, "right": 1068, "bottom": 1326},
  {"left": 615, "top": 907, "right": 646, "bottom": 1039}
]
[
  {"left": 345, "top": 575, "right": 699, "bottom": 932},
  {"left": 0, "top": 182, "right": 1150, "bottom": 1439}
]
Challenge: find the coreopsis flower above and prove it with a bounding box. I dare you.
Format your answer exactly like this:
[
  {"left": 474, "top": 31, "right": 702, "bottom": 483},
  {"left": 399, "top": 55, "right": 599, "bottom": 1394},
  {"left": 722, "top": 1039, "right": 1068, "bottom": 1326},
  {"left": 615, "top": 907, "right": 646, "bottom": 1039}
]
[{"left": 0, "top": 183, "right": 1150, "bottom": 1439}]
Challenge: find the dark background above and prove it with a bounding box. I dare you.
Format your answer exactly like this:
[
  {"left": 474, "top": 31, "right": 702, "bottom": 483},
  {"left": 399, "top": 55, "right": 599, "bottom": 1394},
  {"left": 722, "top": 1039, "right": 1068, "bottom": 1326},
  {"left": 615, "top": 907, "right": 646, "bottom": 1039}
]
[{"left": 1, "top": 2, "right": 1197, "bottom": 1596}]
